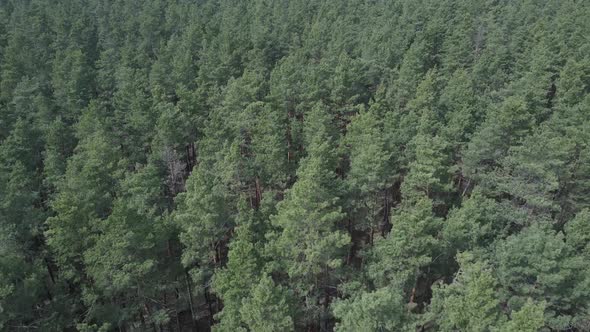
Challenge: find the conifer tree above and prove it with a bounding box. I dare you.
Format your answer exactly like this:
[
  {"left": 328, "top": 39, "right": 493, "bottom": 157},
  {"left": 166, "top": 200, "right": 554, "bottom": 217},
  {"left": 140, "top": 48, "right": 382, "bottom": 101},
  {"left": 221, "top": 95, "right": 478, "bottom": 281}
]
[
  {"left": 332, "top": 285, "right": 408, "bottom": 332},
  {"left": 268, "top": 103, "right": 349, "bottom": 327},
  {"left": 428, "top": 253, "right": 505, "bottom": 332},
  {"left": 46, "top": 106, "right": 125, "bottom": 281},
  {"left": 344, "top": 106, "right": 391, "bottom": 236},
  {"left": 212, "top": 200, "right": 266, "bottom": 331},
  {"left": 495, "top": 222, "right": 588, "bottom": 329},
  {"left": 239, "top": 275, "right": 296, "bottom": 332}
]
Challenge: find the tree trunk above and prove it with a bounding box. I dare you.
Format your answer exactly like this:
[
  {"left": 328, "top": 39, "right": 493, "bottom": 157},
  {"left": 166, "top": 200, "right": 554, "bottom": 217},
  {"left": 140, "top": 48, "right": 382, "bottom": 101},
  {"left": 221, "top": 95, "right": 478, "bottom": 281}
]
[
  {"left": 144, "top": 302, "right": 158, "bottom": 331},
  {"left": 45, "top": 258, "right": 56, "bottom": 285},
  {"left": 204, "top": 288, "right": 215, "bottom": 326},
  {"left": 184, "top": 271, "right": 196, "bottom": 325},
  {"left": 139, "top": 311, "right": 147, "bottom": 331},
  {"left": 254, "top": 176, "right": 262, "bottom": 209}
]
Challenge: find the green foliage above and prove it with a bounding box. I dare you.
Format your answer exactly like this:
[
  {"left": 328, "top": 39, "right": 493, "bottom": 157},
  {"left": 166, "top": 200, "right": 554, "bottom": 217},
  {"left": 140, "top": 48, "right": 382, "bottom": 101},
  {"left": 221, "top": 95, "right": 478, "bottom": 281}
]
[
  {"left": 268, "top": 104, "right": 349, "bottom": 325},
  {"left": 565, "top": 209, "right": 590, "bottom": 253},
  {"left": 46, "top": 125, "right": 124, "bottom": 280},
  {"left": 1, "top": 0, "right": 590, "bottom": 330},
  {"left": 345, "top": 108, "right": 390, "bottom": 194},
  {"left": 440, "top": 69, "right": 480, "bottom": 147},
  {"left": 333, "top": 286, "right": 407, "bottom": 332},
  {"left": 239, "top": 275, "right": 295, "bottom": 332},
  {"left": 429, "top": 253, "right": 505, "bottom": 332},
  {"left": 0, "top": 230, "right": 45, "bottom": 331},
  {"left": 495, "top": 222, "right": 588, "bottom": 329},
  {"left": 175, "top": 166, "right": 230, "bottom": 281},
  {"left": 499, "top": 299, "right": 546, "bottom": 332},
  {"left": 401, "top": 133, "right": 451, "bottom": 203},
  {"left": 212, "top": 201, "right": 266, "bottom": 331},
  {"left": 463, "top": 96, "right": 535, "bottom": 187},
  {"left": 344, "top": 106, "right": 392, "bottom": 235},
  {"left": 368, "top": 198, "right": 442, "bottom": 289},
  {"left": 442, "top": 190, "right": 507, "bottom": 253}
]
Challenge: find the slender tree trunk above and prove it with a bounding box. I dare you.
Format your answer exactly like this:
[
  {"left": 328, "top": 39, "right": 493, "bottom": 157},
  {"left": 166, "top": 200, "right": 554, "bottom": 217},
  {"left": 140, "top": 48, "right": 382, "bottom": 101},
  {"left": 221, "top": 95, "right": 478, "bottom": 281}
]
[
  {"left": 145, "top": 302, "right": 158, "bottom": 331},
  {"left": 409, "top": 286, "right": 416, "bottom": 304},
  {"left": 174, "top": 286, "right": 191, "bottom": 332},
  {"left": 346, "top": 219, "right": 353, "bottom": 265},
  {"left": 45, "top": 258, "right": 56, "bottom": 284},
  {"left": 461, "top": 179, "right": 471, "bottom": 196},
  {"left": 184, "top": 271, "right": 196, "bottom": 325},
  {"left": 212, "top": 241, "right": 218, "bottom": 265},
  {"left": 204, "top": 288, "right": 215, "bottom": 326},
  {"left": 139, "top": 311, "right": 147, "bottom": 331},
  {"left": 381, "top": 189, "right": 390, "bottom": 236},
  {"left": 254, "top": 176, "right": 262, "bottom": 209},
  {"left": 175, "top": 308, "right": 182, "bottom": 332},
  {"left": 287, "top": 111, "right": 293, "bottom": 163}
]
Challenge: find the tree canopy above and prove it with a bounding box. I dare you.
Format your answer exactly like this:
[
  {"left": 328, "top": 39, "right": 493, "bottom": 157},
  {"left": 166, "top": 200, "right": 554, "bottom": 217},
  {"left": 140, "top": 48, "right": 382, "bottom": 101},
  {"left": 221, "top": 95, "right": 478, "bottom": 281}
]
[{"left": 1, "top": 0, "right": 589, "bottom": 331}]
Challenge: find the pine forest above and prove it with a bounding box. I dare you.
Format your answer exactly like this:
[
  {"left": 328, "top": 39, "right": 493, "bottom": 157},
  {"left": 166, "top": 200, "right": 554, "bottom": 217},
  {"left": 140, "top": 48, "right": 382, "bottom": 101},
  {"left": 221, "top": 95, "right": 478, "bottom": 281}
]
[{"left": 1, "top": 0, "right": 590, "bottom": 331}]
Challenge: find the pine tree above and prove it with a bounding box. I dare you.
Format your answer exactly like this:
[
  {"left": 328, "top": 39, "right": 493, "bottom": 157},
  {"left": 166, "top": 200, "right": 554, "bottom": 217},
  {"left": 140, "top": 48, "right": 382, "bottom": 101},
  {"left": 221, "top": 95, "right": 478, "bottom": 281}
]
[
  {"left": 439, "top": 69, "right": 480, "bottom": 152},
  {"left": 368, "top": 198, "right": 441, "bottom": 292},
  {"left": 239, "top": 275, "right": 296, "bottom": 332},
  {"left": 344, "top": 106, "right": 391, "bottom": 236},
  {"left": 82, "top": 162, "right": 170, "bottom": 329},
  {"left": 175, "top": 165, "right": 230, "bottom": 285},
  {"left": 45, "top": 111, "right": 124, "bottom": 281},
  {"left": 42, "top": 117, "right": 76, "bottom": 191},
  {"left": 332, "top": 285, "right": 408, "bottom": 332},
  {"left": 463, "top": 96, "right": 535, "bottom": 189},
  {"left": 495, "top": 222, "right": 588, "bottom": 329},
  {"left": 401, "top": 133, "right": 451, "bottom": 205},
  {"left": 495, "top": 127, "right": 574, "bottom": 215},
  {"left": 0, "top": 229, "right": 47, "bottom": 331},
  {"left": 428, "top": 252, "right": 504, "bottom": 332},
  {"left": 212, "top": 200, "right": 266, "bottom": 331},
  {"left": 268, "top": 103, "right": 349, "bottom": 328},
  {"left": 499, "top": 299, "right": 546, "bottom": 332},
  {"left": 442, "top": 190, "right": 507, "bottom": 254}
]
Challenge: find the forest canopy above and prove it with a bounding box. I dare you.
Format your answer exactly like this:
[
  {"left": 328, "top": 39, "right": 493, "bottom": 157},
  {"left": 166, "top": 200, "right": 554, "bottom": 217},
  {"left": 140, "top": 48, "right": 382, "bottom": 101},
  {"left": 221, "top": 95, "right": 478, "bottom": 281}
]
[{"left": 1, "top": 0, "right": 590, "bottom": 331}]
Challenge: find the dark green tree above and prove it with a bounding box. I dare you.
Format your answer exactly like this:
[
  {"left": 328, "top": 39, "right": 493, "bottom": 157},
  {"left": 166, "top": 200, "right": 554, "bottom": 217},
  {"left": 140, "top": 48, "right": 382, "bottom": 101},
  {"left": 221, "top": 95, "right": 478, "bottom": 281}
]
[{"left": 268, "top": 103, "right": 349, "bottom": 328}]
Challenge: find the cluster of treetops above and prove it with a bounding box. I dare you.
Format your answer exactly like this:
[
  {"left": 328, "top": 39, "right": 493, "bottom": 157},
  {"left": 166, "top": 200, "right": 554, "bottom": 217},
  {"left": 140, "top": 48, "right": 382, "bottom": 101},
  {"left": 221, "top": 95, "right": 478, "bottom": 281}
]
[{"left": 1, "top": 0, "right": 590, "bottom": 331}]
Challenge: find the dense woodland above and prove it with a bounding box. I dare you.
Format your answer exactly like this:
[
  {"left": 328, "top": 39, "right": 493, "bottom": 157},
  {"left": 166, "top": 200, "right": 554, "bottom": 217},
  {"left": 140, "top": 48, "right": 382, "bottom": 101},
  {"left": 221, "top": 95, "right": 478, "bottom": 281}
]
[{"left": 1, "top": 0, "right": 590, "bottom": 331}]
